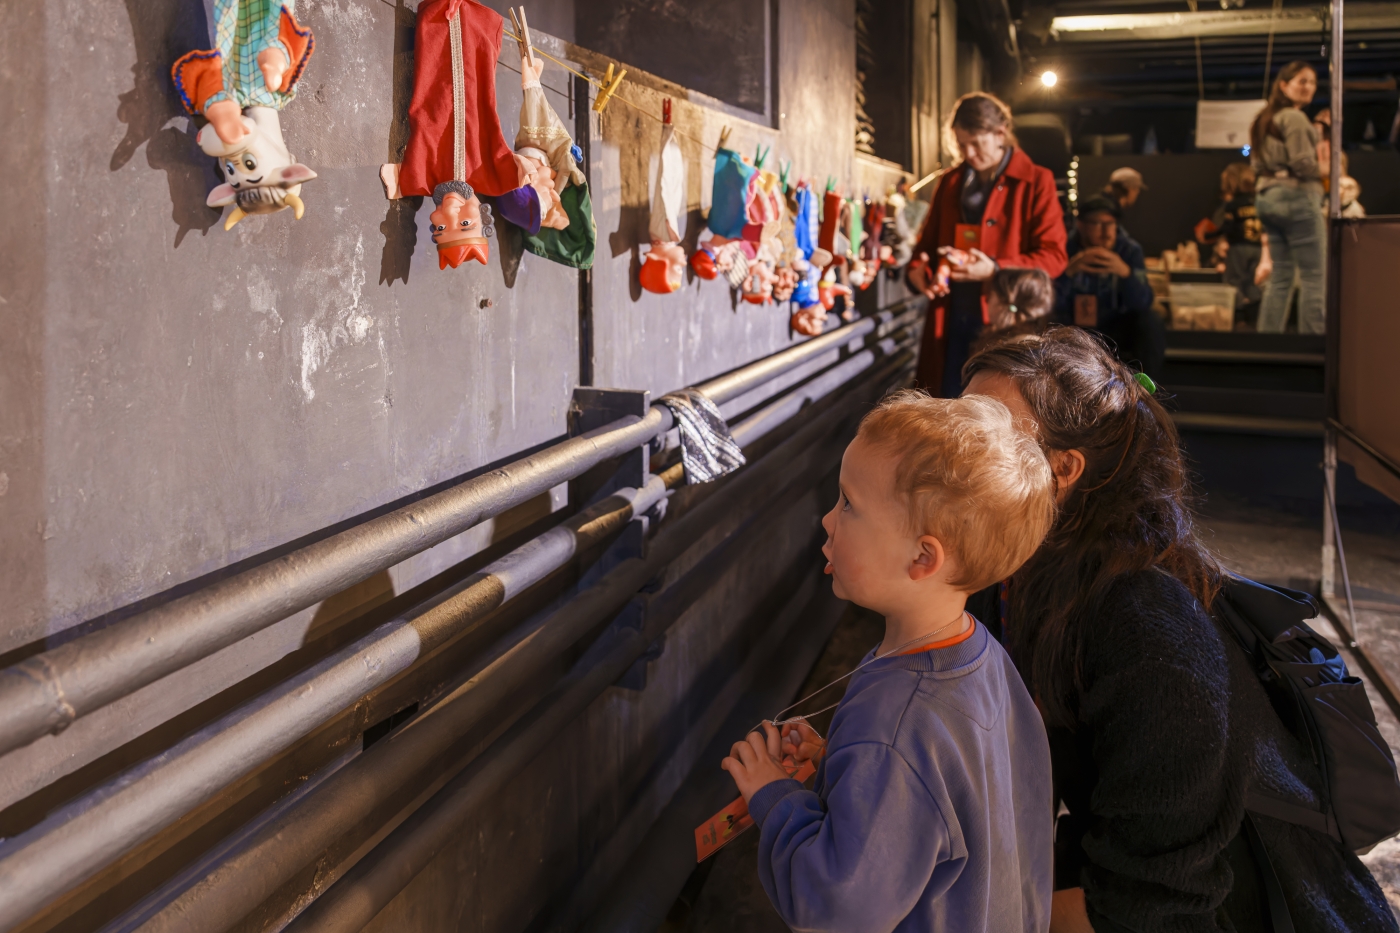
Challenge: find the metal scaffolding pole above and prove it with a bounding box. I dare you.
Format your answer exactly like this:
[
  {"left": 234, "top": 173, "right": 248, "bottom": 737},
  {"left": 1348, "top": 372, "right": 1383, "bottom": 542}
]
[{"left": 1321, "top": 0, "right": 1344, "bottom": 601}]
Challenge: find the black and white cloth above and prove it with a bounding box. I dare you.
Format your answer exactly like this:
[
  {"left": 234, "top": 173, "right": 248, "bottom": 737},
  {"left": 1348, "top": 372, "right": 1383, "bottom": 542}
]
[{"left": 657, "top": 389, "right": 746, "bottom": 484}]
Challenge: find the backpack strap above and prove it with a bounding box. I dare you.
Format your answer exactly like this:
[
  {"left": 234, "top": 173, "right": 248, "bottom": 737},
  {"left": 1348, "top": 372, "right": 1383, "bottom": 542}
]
[
  {"left": 1246, "top": 790, "right": 1340, "bottom": 842},
  {"left": 1243, "top": 812, "right": 1297, "bottom": 933}
]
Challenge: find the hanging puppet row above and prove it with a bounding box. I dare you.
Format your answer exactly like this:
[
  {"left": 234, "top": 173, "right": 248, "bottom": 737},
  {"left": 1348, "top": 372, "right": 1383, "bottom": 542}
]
[
  {"left": 172, "top": 0, "right": 593, "bottom": 268},
  {"left": 648, "top": 127, "right": 930, "bottom": 336},
  {"left": 170, "top": 0, "right": 928, "bottom": 323}
]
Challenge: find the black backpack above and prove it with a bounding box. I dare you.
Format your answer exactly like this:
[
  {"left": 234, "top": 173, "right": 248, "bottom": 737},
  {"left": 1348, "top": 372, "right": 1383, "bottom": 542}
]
[
  {"left": 1214, "top": 576, "right": 1400, "bottom": 933},
  {"left": 1214, "top": 575, "right": 1400, "bottom": 851}
]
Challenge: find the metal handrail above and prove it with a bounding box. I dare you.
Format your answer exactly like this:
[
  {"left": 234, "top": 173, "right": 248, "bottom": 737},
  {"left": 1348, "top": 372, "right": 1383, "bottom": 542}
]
[
  {"left": 0, "top": 307, "right": 921, "bottom": 932},
  {"left": 0, "top": 305, "right": 915, "bottom": 761}
]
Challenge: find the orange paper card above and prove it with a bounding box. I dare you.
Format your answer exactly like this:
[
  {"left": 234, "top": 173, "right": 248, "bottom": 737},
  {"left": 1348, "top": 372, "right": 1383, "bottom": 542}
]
[
  {"left": 954, "top": 223, "right": 981, "bottom": 251},
  {"left": 695, "top": 759, "right": 817, "bottom": 862},
  {"left": 1074, "top": 293, "right": 1099, "bottom": 327}
]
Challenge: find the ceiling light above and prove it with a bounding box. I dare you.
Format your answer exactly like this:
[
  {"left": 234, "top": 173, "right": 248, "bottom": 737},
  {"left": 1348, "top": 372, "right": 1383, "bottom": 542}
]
[{"left": 1041, "top": 70, "right": 1058, "bottom": 87}]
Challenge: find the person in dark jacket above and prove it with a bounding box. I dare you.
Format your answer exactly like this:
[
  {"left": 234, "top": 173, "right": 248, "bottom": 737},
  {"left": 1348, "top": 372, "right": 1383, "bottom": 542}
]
[
  {"left": 1054, "top": 196, "right": 1164, "bottom": 382},
  {"left": 959, "top": 327, "right": 1396, "bottom": 933}
]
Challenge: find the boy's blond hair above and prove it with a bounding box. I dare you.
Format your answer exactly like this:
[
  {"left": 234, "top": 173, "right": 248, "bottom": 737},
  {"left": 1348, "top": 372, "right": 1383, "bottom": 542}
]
[{"left": 857, "top": 391, "right": 1055, "bottom": 592}]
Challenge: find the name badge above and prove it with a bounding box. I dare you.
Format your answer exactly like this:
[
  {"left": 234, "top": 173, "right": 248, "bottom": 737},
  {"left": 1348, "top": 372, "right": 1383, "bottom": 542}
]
[
  {"left": 953, "top": 223, "right": 981, "bottom": 251},
  {"left": 694, "top": 758, "right": 818, "bottom": 862},
  {"left": 1074, "top": 294, "right": 1099, "bottom": 327}
]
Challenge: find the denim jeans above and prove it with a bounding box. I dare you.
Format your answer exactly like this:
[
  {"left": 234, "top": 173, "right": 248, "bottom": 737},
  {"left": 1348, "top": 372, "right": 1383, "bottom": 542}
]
[{"left": 1256, "top": 184, "right": 1327, "bottom": 334}]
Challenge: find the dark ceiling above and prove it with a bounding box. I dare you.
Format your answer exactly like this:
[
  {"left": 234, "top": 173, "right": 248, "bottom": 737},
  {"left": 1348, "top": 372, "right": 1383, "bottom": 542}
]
[{"left": 1003, "top": 0, "right": 1400, "bottom": 151}]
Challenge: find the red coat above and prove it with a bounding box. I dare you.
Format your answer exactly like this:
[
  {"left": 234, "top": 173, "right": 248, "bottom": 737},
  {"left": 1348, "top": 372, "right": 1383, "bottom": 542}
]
[
  {"left": 912, "top": 147, "right": 1067, "bottom": 392},
  {"left": 399, "top": 0, "right": 521, "bottom": 199}
]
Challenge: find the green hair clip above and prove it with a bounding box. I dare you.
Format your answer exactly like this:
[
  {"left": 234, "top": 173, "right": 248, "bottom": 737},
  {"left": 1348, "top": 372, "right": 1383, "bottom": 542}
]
[{"left": 1134, "top": 372, "right": 1157, "bottom": 393}]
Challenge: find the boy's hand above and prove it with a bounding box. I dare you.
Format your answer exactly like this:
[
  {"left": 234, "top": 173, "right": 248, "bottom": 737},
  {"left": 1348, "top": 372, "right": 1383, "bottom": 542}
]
[
  {"left": 721, "top": 722, "right": 791, "bottom": 803},
  {"left": 780, "top": 721, "right": 825, "bottom": 766}
]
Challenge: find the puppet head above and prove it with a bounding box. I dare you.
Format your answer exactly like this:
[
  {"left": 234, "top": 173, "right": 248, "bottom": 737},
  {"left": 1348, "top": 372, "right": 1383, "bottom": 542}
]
[
  {"left": 430, "top": 181, "right": 494, "bottom": 268},
  {"left": 790, "top": 305, "right": 828, "bottom": 337},
  {"left": 773, "top": 265, "right": 799, "bottom": 302},
  {"left": 514, "top": 148, "right": 567, "bottom": 230},
  {"left": 641, "top": 241, "right": 687, "bottom": 294},
  {"left": 199, "top": 107, "right": 316, "bottom": 230},
  {"left": 742, "top": 260, "right": 777, "bottom": 304},
  {"left": 690, "top": 246, "right": 719, "bottom": 280}
]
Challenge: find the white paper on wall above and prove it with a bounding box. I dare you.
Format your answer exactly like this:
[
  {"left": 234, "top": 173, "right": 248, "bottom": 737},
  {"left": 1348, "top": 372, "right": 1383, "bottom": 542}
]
[{"left": 1196, "top": 99, "right": 1267, "bottom": 149}]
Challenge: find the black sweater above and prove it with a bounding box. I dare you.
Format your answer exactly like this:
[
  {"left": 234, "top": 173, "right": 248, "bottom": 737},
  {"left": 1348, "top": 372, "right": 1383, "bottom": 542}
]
[{"left": 1039, "top": 570, "right": 1396, "bottom": 933}]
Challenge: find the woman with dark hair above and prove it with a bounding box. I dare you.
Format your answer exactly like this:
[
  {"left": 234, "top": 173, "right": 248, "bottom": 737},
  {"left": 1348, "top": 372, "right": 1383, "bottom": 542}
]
[
  {"left": 1250, "top": 61, "right": 1325, "bottom": 333},
  {"left": 961, "top": 327, "right": 1397, "bottom": 933},
  {"left": 907, "top": 92, "right": 1067, "bottom": 397}
]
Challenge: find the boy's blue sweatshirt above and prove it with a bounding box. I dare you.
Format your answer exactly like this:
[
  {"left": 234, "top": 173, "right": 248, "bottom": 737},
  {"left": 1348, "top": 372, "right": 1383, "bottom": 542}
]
[{"left": 749, "top": 620, "right": 1053, "bottom": 932}]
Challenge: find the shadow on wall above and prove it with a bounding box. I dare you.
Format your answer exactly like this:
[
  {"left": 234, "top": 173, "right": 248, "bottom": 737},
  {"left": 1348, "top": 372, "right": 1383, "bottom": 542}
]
[
  {"left": 111, "top": 0, "right": 222, "bottom": 248},
  {"left": 380, "top": 0, "right": 420, "bottom": 287}
]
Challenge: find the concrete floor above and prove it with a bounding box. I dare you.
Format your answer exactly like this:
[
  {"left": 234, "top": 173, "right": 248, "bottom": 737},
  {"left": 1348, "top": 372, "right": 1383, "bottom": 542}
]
[{"left": 665, "top": 487, "right": 1400, "bottom": 930}]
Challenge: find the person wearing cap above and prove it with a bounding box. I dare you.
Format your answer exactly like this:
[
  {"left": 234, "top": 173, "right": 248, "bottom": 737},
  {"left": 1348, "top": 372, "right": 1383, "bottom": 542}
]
[
  {"left": 1053, "top": 196, "right": 1164, "bottom": 381},
  {"left": 1102, "top": 167, "right": 1147, "bottom": 214}
]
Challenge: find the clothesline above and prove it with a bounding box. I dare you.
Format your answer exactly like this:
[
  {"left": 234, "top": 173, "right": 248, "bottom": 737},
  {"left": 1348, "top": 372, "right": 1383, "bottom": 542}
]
[
  {"left": 501, "top": 27, "right": 720, "bottom": 155},
  {"left": 498, "top": 28, "right": 901, "bottom": 198}
]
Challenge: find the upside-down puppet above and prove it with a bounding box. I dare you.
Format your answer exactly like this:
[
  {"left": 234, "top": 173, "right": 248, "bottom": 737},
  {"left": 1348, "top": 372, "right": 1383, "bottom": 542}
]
[{"left": 172, "top": 0, "right": 317, "bottom": 230}]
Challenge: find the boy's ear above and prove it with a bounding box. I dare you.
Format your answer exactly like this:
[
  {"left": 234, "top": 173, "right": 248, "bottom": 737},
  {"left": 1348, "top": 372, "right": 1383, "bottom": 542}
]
[{"left": 909, "top": 535, "right": 947, "bottom": 582}]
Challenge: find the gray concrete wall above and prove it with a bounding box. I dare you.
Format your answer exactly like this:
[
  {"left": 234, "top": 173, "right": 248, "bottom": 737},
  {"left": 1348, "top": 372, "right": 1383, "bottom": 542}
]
[
  {"left": 0, "top": 0, "right": 878, "bottom": 929},
  {"left": 0, "top": 0, "right": 856, "bottom": 800}
]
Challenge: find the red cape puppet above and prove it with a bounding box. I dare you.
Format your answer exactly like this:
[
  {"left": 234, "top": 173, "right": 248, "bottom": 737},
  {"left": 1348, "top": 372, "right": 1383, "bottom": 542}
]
[{"left": 399, "top": 0, "right": 521, "bottom": 199}]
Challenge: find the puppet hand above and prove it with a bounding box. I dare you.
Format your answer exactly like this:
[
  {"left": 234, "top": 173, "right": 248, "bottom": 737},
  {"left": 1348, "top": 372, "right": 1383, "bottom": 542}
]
[
  {"left": 721, "top": 722, "right": 790, "bottom": 803},
  {"left": 258, "top": 47, "right": 289, "bottom": 93},
  {"left": 948, "top": 248, "right": 997, "bottom": 281},
  {"left": 521, "top": 53, "right": 545, "bottom": 89},
  {"left": 205, "top": 100, "right": 248, "bottom": 146},
  {"left": 780, "top": 721, "right": 825, "bottom": 766}
]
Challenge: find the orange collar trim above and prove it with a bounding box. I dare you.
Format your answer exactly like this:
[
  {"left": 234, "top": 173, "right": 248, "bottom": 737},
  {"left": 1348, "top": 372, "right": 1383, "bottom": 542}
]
[{"left": 899, "top": 616, "right": 976, "bottom": 655}]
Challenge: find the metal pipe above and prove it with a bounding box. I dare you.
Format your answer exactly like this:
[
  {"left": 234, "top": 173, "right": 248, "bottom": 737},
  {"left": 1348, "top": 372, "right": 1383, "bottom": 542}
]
[
  {"left": 696, "top": 313, "right": 881, "bottom": 405},
  {"left": 1322, "top": 0, "right": 1343, "bottom": 597},
  {"left": 283, "top": 596, "right": 653, "bottom": 933},
  {"left": 1329, "top": 0, "right": 1343, "bottom": 221},
  {"left": 127, "top": 343, "right": 912, "bottom": 933},
  {"left": 0, "top": 311, "right": 904, "bottom": 760},
  {"left": 0, "top": 473, "right": 679, "bottom": 932},
  {"left": 0, "top": 412, "right": 670, "bottom": 759}
]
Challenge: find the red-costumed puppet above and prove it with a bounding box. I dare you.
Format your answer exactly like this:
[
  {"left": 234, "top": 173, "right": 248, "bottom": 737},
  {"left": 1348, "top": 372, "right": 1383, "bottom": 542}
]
[{"left": 381, "top": 0, "right": 540, "bottom": 268}]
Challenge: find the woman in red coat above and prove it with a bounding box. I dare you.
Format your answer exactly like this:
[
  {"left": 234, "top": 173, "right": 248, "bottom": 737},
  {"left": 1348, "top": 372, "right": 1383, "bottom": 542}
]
[{"left": 907, "top": 93, "right": 1068, "bottom": 396}]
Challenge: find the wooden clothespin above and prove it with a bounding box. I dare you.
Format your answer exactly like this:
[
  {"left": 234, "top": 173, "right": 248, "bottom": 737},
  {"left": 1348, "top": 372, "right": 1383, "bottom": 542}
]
[
  {"left": 663, "top": 98, "right": 672, "bottom": 125},
  {"left": 508, "top": 7, "right": 533, "bottom": 64},
  {"left": 592, "top": 62, "right": 626, "bottom": 113},
  {"left": 717, "top": 125, "right": 732, "bottom": 153}
]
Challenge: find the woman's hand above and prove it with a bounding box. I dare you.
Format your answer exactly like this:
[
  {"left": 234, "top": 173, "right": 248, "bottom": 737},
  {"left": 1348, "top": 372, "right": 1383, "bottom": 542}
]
[
  {"left": 1254, "top": 255, "right": 1273, "bottom": 286},
  {"left": 721, "top": 722, "right": 791, "bottom": 803},
  {"left": 944, "top": 247, "right": 997, "bottom": 282},
  {"left": 1050, "top": 888, "right": 1095, "bottom": 933},
  {"left": 780, "top": 721, "right": 825, "bottom": 766},
  {"left": 908, "top": 252, "right": 951, "bottom": 299}
]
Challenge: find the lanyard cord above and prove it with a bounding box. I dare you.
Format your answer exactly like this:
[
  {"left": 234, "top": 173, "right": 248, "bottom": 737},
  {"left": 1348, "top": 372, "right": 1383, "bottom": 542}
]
[{"left": 751, "top": 611, "right": 972, "bottom": 738}]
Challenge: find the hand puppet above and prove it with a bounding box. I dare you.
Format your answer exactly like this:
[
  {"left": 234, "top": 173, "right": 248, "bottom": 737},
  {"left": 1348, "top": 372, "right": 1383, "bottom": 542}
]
[
  {"left": 173, "top": 0, "right": 316, "bottom": 230},
  {"left": 641, "top": 118, "right": 686, "bottom": 294}
]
